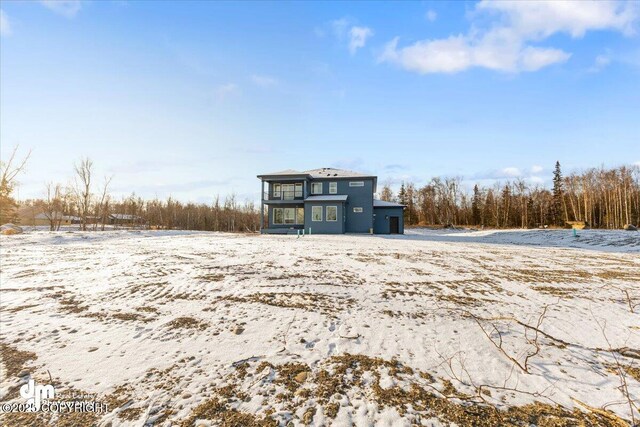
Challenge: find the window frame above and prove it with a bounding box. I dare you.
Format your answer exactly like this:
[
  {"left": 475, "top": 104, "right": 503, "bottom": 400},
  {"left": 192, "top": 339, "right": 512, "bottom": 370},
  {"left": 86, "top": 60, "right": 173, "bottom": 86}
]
[
  {"left": 311, "top": 206, "right": 323, "bottom": 222},
  {"left": 349, "top": 181, "right": 365, "bottom": 187},
  {"left": 282, "top": 183, "right": 295, "bottom": 200},
  {"left": 329, "top": 182, "right": 337, "bottom": 194},
  {"left": 296, "top": 207, "right": 304, "bottom": 224},
  {"left": 295, "top": 183, "right": 303, "bottom": 198},
  {"left": 273, "top": 208, "right": 284, "bottom": 224},
  {"left": 283, "top": 208, "right": 296, "bottom": 224},
  {"left": 273, "top": 183, "right": 281, "bottom": 198},
  {"left": 326, "top": 206, "right": 337, "bottom": 222},
  {"left": 311, "top": 182, "right": 323, "bottom": 195},
  {"left": 353, "top": 207, "right": 363, "bottom": 213}
]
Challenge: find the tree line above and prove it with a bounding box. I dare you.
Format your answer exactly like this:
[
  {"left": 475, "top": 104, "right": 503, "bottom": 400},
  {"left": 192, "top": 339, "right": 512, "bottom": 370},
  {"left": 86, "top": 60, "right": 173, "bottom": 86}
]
[
  {"left": 1, "top": 149, "right": 259, "bottom": 232},
  {"left": 381, "top": 162, "right": 640, "bottom": 229}
]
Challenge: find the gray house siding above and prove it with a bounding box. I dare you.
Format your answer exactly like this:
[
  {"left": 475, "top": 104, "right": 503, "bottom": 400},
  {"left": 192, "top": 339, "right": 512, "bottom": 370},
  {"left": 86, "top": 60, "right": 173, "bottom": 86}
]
[
  {"left": 373, "top": 207, "right": 405, "bottom": 234},
  {"left": 309, "top": 178, "right": 374, "bottom": 233},
  {"left": 304, "top": 202, "right": 345, "bottom": 234}
]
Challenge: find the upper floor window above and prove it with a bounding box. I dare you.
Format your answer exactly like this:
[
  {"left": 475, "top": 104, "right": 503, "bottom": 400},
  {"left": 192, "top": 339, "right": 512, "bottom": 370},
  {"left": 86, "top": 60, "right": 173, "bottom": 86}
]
[
  {"left": 329, "top": 182, "right": 337, "bottom": 194},
  {"left": 311, "top": 182, "right": 323, "bottom": 194},
  {"left": 282, "top": 184, "right": 295, "bottom": 200},
  {"left": 349, "top": 181, "right": 365, "bottom": 187},
  {"left": 273, "top": 184, "right": 281, "bottom": 198},
  {"left": 295, "top": 183, "right": 303, "bottom": 198}
]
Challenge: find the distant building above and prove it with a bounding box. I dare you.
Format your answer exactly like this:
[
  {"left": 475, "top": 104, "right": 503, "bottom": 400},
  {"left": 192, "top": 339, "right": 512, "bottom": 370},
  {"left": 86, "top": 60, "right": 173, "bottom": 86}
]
[
  {"left": 109, "top": 213, "right": 146, "bottom": 227},
  {"left": 18, "top": 207, "right": 80, "bottom": 226},
  {"left": 257, "top": 167, "right": 405, "bottom": 234}
]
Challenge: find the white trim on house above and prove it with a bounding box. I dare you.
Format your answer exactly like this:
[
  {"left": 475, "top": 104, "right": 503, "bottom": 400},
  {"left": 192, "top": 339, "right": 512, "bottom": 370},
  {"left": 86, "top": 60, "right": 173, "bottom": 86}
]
[
  {"left": 326, "top": 206, "right": 337, "bottom": 221},
  {"left": 311, "top": 182, "right": 323, "bottom": 194},
  {"left": 353, "top": 207, "right": 363, "bottom": 213},
  {"left": 312, "top": 206, "right": 323, "bottom": 221},
  {"left": 329, "top": 182, "right": 337, "bottom": 194},
  {"left": 349, "top": 181, "right": 365, "bottom": 187}
]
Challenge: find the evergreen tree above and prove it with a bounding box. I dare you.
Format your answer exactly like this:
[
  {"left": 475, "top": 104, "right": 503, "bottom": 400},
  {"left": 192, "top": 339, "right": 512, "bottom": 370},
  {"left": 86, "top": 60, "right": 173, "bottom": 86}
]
[
  {"left": 471, "top": 184, "right": 481, "bottom": 226},
  {"left": 552, "top": 161, "right": 564, "bottom": 226}
]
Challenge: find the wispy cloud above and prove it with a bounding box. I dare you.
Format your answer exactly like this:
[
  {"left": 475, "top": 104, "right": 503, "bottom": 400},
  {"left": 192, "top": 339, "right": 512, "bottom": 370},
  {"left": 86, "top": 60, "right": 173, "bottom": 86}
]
[
  {"left": 216, "top": 83, "right": 239, "bottom": 100},
  {"left": 251, "top": 74, "right": 278, "bottom": 87},
  {"left": 379, "top": 0, "right": 639, "bottom": 74},
  {"left": 588, "top": 54, "right": 612, "bottom": 72},
  {"left": 425, "top": 10, "right": 437, "bottom": 23},
  {"left": 41, "top": 0, "right": 82, "bottom": 18},
  {"left": 348, "top": 26, "right": 373, "bottom": 54},
  {"left": 531, "top": 165, "right": 544, "bottom": 173},
  {"left": 0, "top": 9, "right": 11, "bottom": 36},
  {"left": 321, "top": 17, "right": 374, "bottom": 55}
]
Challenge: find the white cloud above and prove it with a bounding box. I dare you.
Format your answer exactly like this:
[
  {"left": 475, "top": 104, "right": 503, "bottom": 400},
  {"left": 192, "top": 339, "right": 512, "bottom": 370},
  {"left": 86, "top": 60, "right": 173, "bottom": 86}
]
[
  {"left": 216, "top": 83, "right": 239, "bottom": 100},
  {"left": 531, "top": 165, "right": 544, "bottom": 173},
  {"left": 426, "top": 10, "right": 437, "bottom": 23},
  {"left": 528, "top": 175, "right": 545, "bottom": 184},
  {"left": 502, "top": 167, "right": 521, "bottom": 177},
  {"left": 323, "top": 18, "right": 374, "bottom": 55},
  {"left": 348, "top": 26, "right": 373, "bottom": 54},
  {"left": 379, "top": 0, "right": 638, "bottom": 74},
  {"left": 0, "top": 9, "right": 11, "bottom": 36},
  {"left": 251, "top": 75, "right": 278, "bottom": 87},
  {"left": 41, "top": 0, "right": 82, "bottom": 18}
]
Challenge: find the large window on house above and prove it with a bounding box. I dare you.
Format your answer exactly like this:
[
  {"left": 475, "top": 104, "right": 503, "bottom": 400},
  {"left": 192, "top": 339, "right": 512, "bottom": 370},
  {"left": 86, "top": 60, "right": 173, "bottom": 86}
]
[
  {"left": 273, "top": 208, "right": 283, "bottom": 224},
  {"left": 273, "top": 184, "right": 281, "bottom": 198},
  {"left": 312, "top": 206, "right": 323, "bottom": 221},
  {"left": 349, "top": 181, "right": 365, "bottom": 187},
  {"left": 274, "top": 208, "right": 304, "bottom": 224},
  {"left": 326, "top": 206, "right": 337, "bottom": 221},
  {"left": 295, "top": 183, "right": 303, "bottom": 198},
  {"left": 329, "top": 182, "right": 337, "bottom": 194},
  {"left": 311, "top": 182, "right": 323, "bottom": 194}
]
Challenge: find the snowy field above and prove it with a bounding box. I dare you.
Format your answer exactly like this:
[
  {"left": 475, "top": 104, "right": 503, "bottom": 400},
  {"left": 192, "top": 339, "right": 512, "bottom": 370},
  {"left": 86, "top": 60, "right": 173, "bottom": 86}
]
[{"left": 1, "top": 229, "right": 639, "bottom": 426}]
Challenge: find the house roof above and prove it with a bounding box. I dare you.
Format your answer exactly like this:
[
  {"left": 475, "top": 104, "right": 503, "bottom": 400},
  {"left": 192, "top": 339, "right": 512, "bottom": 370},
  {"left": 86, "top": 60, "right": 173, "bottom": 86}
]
[
  {"left": 257, "top": 169, "right": 309, "bottom": 178},
  {"left": 304, "top": 195, "right": 348, "bottom": 202},
  {"left": 373, "top": 199, "right": 405, "bottom": 208},
  {"left": 258, "top": 167, "right": 376, "bottom": 179},
  {"left": 304, "top": 167, "right": 375, "bottom": 179}
]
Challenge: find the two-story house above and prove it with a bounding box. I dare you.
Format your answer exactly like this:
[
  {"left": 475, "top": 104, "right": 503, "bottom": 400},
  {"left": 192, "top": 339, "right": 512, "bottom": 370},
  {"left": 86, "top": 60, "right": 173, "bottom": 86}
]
[{"left": 257, "top": 167, "right": 405, "bottom": 234}]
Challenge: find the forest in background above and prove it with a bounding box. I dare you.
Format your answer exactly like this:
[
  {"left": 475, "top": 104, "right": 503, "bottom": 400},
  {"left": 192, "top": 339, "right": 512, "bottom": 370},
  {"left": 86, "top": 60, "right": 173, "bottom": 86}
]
[
  {"left": 1, "top": 147, "right": 639, "bottom": 232},
  {"left": 380, "top": 162, "right": 640, "bottom": 229}
]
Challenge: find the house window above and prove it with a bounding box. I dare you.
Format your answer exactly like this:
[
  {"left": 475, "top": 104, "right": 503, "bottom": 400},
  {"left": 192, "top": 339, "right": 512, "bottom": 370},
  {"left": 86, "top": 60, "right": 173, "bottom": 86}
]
[
  {"left": 284, "top": 208, "right": 296, "bottom": 224},
  {"left": 295, "top": 183, "right": 303, "bottom": 198},
  {"left": 273, "top": 208, "right": 283, "bottom": 224},
  {"left": 312, "top": 206, "right": 323, "bottom": 221},
  {"left": 329, "top": 182, "right": 337, "bottom": 194},
  {"left": 273, "top": 184, "right": 281, "bottom": 198},
  {"left": 282, "top": 184, "right": 295, "bottom": 200},
  {"left": 311, "top": 182, "right": 323, "bottom": 194},
  {"left": 326, "top": 206, "right": 337, "bottom": 221},
  {"left": 349, "top": 181, "right": 364, "bottom": 187},
  {"left": 353, "top": 207, "right": 363, "bottom": 213},
  {"left": 296, "top": 208, "right": 304, "bottom": 224}
]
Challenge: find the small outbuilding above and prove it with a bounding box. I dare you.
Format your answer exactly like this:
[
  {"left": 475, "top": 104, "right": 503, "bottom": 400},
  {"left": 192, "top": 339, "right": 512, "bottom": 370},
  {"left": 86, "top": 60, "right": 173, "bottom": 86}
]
[{"left": 373, "top": 200, "right": 405, "bottom": 234}]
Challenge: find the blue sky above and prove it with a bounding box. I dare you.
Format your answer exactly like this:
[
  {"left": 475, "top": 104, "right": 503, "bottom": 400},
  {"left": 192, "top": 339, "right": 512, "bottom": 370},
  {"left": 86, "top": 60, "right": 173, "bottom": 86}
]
[{"left": 1, "top": 1, "right": 639, "bottom": 203}]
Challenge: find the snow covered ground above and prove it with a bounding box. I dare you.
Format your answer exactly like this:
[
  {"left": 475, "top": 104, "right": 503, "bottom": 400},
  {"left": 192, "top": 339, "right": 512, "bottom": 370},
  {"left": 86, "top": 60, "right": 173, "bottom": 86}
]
[{"left": 1, "top": 229, "right": 639, "bottom": 426}]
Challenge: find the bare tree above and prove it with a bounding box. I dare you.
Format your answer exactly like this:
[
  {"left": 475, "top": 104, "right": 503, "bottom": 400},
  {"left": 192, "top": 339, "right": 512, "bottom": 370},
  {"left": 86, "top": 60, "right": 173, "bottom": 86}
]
[
  {"left": 40, "top": 182, "right": 66, "bottom": 231},
  {"left": 0, "top": 146, "right": 31, "bottom": 224},
  {"left": 74, "top": 157, "right": 93, "bottom": 231}
]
